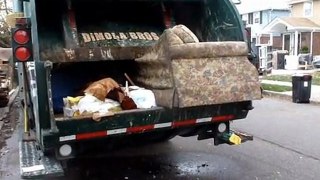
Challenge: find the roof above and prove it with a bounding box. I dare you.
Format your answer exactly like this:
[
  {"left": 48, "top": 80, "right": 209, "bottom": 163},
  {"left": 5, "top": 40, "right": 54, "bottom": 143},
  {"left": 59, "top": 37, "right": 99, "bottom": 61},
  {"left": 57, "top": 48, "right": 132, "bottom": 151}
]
[
  {"left": 236, "top": 0, "right": 290, "bottom": 14},
  {"left": 262, "top": 17, "right": 320, "bottom": 33},
  {"left": 288, "top": 0, "right": 310, "bottom": 5}
]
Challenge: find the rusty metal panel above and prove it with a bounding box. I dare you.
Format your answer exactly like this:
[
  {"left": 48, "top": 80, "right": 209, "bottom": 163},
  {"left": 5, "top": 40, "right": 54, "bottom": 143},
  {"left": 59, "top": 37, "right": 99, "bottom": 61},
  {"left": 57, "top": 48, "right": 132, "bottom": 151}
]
[
  {"left": 40, "top": 46, "right": 152, "bottom": 62},
  {"left": 36, "top": 0, "right": 244, "bottom": 63}
]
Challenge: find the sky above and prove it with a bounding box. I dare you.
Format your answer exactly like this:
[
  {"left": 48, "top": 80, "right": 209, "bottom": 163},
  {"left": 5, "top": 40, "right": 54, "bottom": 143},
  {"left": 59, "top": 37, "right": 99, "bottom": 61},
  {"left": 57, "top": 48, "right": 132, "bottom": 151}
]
[
  {"left": 0, "top": 0, "right": 13, "bottom": 18},
  {"left": 236, "top": 0, "right": 290, "bottom": 14}
]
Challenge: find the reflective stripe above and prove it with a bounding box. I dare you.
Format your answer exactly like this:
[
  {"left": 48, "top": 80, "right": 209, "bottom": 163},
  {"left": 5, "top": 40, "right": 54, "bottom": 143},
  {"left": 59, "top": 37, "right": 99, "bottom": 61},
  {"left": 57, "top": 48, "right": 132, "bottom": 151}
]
[
  {"left": 21, "top": 165, "right": 45, "bottom": 173},
  {"left": 61, "top": 115, "right": 234, "bottom": 141},
  {"left": 127, "top": 125, "right": 154, "bottom": 133},
  {"left": 76, "top": 131, "right": 107, "bottom": 140},
  {"left": 154, "top": 122, "right": 172, "bottom": 129},
  {"left": 173, "top": 119, "right": 196, "bottom": 127},
  {"left": 213, "top": 115, "right": 235, "bottom": 122},
  {"left": 107, "top": 128, "right": 127, "bottom": 135},
  {"left": 59, "top": 135, "right": 76, "bottom": 142},
  {"left": 196, "top": 118, "right": 212, "bottom": 123}
]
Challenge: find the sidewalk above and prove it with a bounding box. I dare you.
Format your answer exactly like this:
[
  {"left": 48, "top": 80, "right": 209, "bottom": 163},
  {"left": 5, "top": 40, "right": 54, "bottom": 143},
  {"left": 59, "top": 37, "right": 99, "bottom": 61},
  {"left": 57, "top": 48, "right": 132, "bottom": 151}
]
[
  {"left": 270, "top": 69, "right": 320, "bottom": 75},
  {"left": 261, "top": 79, "right": 320, "bottom": 104},
  {"left": 0, "top": 88, "right": 19, "bottom": 131}
]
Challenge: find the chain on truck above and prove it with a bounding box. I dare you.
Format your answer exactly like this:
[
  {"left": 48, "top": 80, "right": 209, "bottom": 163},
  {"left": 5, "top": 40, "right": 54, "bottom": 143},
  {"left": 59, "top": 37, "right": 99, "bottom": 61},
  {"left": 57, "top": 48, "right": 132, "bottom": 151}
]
[{"left": 7, "top": 0, "right": 261, "bottom": 178}]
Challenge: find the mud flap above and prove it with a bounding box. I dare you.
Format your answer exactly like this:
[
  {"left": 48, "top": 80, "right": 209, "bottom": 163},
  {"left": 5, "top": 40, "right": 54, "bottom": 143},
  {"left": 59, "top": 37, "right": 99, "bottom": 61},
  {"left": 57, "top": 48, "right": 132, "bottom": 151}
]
[{"left": 20, "top": 140, "right": 64, "bottom": 179}]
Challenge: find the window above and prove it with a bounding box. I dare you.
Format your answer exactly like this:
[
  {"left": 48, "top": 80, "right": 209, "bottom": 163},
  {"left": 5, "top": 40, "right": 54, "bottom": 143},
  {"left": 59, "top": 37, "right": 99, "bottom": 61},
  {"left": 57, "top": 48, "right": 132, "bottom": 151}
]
[
  {"left": 304, "top": 2, "right": 313, "bottom": 17},
  {"left": 253, "top": 12, "right": 261, "bottom": 24},
  {"left": 260, "top": 11, "right": 263, "bottom": 24},
  {"left": 248, "top": 13, "right": 253, "bottom": 24}
]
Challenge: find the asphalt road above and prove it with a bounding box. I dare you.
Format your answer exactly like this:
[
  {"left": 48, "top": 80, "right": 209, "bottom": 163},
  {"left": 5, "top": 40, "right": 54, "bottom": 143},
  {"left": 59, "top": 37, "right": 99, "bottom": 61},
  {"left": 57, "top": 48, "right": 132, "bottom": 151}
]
[{"left": 1, "top": 98, "right": 320, "bottom": 180}]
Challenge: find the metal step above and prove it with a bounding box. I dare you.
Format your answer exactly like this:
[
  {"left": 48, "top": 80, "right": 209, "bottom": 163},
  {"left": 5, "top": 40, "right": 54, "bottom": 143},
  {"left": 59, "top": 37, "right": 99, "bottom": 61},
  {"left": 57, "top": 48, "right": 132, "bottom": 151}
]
[{"left": 20, "top": 140, "right": 64, "bottom": 179}]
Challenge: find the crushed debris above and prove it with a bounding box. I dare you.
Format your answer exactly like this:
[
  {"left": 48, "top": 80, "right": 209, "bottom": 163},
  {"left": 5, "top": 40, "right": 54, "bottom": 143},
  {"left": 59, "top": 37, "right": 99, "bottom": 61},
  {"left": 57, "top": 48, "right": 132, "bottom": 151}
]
[{"left": 0, "top": 97, "right": 19, "bottom": 158}]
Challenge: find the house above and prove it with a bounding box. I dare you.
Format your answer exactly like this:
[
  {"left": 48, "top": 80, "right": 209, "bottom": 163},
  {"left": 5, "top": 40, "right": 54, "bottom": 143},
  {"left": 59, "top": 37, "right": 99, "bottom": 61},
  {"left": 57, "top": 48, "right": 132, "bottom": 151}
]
[
  {"left": 236, "top": 0, "right": 290, "bottom": 49},
  {"left": 263, "top": 0, "right": 320, "bottom": 57},
  {"left": 0, "top": 48, "right": 11, "bottom": 61}
]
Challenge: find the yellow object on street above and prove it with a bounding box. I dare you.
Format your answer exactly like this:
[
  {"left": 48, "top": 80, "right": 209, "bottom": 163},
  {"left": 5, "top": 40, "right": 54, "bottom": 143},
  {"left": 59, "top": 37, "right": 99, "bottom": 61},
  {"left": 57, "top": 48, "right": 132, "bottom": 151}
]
[{"left": 229, "top": 133, "right": 242, "bottom": 145}]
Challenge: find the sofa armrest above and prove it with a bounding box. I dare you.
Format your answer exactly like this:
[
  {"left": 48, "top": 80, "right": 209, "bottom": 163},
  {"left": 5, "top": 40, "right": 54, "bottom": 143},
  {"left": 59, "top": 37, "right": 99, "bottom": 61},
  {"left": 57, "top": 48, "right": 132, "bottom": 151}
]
[{"left": 169, "top": 41, "right": 248, "bottom": 59}]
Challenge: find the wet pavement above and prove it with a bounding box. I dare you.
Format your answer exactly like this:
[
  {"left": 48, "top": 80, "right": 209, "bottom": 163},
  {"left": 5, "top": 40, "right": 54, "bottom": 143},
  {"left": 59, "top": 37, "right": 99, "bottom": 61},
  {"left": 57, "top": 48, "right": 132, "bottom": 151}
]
[
  {"left": 1, "top": 98, "right": 320, "bottom": 180},
  {"left": 0, "top": 100, "right": 19, "bottom": 156},
  {"left": 0, "top": 99, "right": 19, "bottom": 179}
]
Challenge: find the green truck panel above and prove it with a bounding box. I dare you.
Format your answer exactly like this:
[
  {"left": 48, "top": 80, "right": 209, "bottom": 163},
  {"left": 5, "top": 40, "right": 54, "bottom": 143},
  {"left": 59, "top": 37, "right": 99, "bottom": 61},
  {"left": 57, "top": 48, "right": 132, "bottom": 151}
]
[{"left": 11, "top": 0, "right": 261, "bottom": 178}]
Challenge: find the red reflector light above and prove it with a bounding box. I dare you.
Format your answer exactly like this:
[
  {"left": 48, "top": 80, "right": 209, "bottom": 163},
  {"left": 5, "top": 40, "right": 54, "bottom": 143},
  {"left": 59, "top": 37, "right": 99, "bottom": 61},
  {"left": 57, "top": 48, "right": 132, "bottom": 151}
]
[
  {"left": 14, "top": 30, "right": 30, "bottom": 44},
  {"left": 173, "top": 119, "right": 196, "bottom": 128},
  {"left": 15, "top": 47, "right": 31, "bottom": 62},
  {"left": 76, "top": 131, "right": 107, "bottom": 140},
  {"left": 213, "top": 115, "right": 235, "bottom": 122},
  {"left": 127, "top": 125, "right": 154, "bottom": 133}
]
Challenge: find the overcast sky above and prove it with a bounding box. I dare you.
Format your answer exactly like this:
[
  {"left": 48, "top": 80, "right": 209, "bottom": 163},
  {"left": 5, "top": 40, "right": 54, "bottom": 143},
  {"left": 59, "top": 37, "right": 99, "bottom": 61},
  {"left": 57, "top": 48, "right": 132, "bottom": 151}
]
[{"left": 236, "top": 0, "right": 290, "bottom": 14}]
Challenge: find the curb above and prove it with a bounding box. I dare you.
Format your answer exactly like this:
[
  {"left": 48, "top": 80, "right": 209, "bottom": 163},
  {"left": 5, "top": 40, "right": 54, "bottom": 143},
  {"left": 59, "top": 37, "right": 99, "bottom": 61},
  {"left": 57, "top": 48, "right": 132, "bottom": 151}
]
[
  {"left": 0, "top": 87, "right": 19, "bottom": 131},
  {"left": 6, "top": 87, "right": 19, "bottom": 112},
  {"left": 262, "top": 90, "right": 320, "bottom": 106}
]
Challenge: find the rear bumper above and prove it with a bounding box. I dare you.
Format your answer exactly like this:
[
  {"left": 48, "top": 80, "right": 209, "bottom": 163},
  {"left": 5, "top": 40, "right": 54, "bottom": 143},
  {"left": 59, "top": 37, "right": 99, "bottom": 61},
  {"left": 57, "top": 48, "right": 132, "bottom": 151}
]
[{"left": 42, "top": 101, "right": 253, "bottom": 150}]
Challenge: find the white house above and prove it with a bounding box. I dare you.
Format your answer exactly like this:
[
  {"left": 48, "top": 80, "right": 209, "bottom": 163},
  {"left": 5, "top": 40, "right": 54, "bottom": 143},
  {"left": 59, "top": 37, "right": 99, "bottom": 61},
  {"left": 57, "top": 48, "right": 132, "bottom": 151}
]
[{"left": 236, "top": 0, "right": 290, "bottom": 49}]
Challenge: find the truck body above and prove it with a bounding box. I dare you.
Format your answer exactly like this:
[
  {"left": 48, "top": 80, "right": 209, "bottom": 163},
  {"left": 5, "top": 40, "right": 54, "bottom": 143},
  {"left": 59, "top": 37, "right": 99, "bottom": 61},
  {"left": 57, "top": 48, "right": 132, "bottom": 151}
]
[{"left": 9, "top": 0, "right": 261, "bottom": 178}]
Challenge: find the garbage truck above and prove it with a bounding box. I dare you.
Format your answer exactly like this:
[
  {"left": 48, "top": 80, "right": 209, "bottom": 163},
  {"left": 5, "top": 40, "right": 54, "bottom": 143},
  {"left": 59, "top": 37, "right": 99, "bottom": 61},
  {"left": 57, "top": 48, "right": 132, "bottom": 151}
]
[{"left": 8, "top": 0, "right": 261, "bottom": 178}]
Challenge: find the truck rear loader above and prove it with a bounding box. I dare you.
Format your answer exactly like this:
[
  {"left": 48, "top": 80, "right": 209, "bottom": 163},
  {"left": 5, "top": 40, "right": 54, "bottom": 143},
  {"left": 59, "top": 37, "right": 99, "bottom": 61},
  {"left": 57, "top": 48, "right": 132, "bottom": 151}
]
[{"left": 7, "top": 0, "right": 261, "bottom": 178}]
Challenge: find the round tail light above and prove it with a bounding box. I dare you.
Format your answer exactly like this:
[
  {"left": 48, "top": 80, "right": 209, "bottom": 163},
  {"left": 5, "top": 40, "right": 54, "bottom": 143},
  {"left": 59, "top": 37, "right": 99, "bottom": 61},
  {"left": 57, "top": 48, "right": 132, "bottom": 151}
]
[
  {"left": 13, "top": 30, "right": 30, "bottom": 44},
  {"left": 15, "top": 47, "right": 31, "bottom": 62}
]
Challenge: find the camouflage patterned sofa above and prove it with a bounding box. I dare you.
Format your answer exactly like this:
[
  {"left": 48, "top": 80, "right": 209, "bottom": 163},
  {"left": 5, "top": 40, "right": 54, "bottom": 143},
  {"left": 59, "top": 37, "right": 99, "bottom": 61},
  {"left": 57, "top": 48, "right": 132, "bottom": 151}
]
[{"left": 135, "top": 25, "right": 261, "bottom": 108}]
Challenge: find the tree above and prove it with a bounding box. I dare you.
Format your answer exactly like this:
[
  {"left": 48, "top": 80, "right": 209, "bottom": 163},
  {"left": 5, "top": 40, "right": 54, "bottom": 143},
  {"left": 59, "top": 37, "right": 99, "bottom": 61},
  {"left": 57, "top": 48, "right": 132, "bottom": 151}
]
[{"left": 0, "top": 0, "right": 12, "bottom": 47}]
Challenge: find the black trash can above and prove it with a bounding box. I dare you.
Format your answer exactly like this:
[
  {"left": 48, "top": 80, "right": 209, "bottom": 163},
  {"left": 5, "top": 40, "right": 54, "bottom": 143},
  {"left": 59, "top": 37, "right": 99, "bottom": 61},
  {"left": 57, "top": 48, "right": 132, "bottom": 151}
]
[{"left": 292, "top": 74, "right": 312, "bottom": 103}]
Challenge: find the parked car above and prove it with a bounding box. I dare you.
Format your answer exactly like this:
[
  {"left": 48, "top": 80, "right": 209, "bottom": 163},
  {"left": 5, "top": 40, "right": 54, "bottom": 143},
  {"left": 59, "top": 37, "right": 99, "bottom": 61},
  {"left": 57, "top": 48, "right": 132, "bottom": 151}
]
[{"left": 313, "top": 56, "right": 320, "bottom": 69}]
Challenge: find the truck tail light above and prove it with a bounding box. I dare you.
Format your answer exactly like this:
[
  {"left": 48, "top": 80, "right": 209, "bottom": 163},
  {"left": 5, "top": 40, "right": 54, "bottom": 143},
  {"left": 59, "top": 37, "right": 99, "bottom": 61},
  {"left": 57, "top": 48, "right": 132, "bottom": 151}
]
[
  {"left": 13, "top": 30, "right": 30, "bottom": 44},
  {"left": 15, "top": 47, "right": 31, "bottom": 62},
  {"left": 11, "top": 18, "right": 33, "bottom": 62}
]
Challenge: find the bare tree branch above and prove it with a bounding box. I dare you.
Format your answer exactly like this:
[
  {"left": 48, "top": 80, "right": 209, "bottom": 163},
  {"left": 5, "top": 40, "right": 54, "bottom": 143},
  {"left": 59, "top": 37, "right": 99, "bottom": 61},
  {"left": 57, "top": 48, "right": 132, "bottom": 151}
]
[
  {"left": 3, "top": 0, "right": 8, "bottom": 14},
  {"left": 0, "top": 0, "right": 12, "bottom": 47}
]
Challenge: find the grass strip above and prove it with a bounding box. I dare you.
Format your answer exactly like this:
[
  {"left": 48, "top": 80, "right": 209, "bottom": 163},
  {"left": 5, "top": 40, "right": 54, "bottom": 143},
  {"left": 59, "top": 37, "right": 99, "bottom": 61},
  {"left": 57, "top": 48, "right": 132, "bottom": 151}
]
[
  {"left": 263, "top": 72, "right": 320, "bottom": 85},
  {"left": 261, "top": 83, "right": 292, "bottom": 92}
]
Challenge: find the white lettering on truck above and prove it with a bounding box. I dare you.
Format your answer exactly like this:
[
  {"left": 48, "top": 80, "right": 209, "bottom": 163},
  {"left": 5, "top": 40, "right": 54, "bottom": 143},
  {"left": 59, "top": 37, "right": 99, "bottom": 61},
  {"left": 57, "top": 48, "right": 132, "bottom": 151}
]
[{"left": 80, "top": 32, "right": 159, "bottom": 43}]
